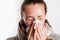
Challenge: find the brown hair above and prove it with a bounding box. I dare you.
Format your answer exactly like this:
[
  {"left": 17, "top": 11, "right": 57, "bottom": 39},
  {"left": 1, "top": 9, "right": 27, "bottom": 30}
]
[{"left": 21, "top": 0, "right": 47, "bottom": 17}]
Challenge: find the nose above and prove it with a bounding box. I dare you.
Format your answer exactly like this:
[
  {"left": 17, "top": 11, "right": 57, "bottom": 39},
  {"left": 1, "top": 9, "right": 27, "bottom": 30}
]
[{"left": 33, "top": 17, "right": 38, "bottom": 21}]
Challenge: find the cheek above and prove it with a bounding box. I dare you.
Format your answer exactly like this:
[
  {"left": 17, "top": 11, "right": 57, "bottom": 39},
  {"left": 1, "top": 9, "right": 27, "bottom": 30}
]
[
  {"left": 42, "top": 16, "right": 46, "bottom": 24},
  {"left": 40, "top": 18, "right": 45, "bottom": 25}
]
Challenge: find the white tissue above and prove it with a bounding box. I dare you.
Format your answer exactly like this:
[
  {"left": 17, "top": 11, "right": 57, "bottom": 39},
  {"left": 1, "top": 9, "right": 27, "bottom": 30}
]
[
  {"left": 34, "top": 20, "right": 42, "bottom": 29},
  {"left": 34, "top": 20, "right": 41, "bottom": 23}
]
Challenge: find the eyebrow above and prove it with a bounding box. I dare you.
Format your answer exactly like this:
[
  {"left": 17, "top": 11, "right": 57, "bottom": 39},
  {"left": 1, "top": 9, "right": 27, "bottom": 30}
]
[
  {"left": 38, "top": 15, "right": 43, "bottom": 17},
  {"left": 26, "top": 16, "right": 35, "bottom": 20},
  {"left": 26, "top": 16, "right": 34, "bottom": 18},
  {"left": 26, "top": 15, "right": 43, "bottom": 18}
]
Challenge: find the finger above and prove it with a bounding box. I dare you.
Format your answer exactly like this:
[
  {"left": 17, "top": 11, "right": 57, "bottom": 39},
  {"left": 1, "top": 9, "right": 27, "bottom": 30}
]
[
  {"left": 35, "top": 23, "right": 41, "bottom": 37},
  {"left": 34, "top": 28, "right": 37, "bottom": 40},
  {"left": 33, "top": 21, "right": 36, "bottom": 30},
  {"left": 37, "top": 26, "right": 46, "bottom": 40},
  {"left": 35, "top": 22, "right": 46, "bottom": 40},
  {"left": 36, "top": 32, "right": 41, "bottom": 40},
  {"left": 37, "top": 25, "right": 42, "bottom": 37}
]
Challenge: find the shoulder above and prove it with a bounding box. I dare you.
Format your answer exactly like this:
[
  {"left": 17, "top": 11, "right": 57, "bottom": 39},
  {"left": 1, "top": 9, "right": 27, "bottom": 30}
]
[
  {"left": 7, "top": 37, "right": 15, "bottom": 40},
  {"left": 49, "top": 33, "right": 60, "bottom": 40},
  {"left": 6, "top": 36, "right": 19, "bottom": 40}
]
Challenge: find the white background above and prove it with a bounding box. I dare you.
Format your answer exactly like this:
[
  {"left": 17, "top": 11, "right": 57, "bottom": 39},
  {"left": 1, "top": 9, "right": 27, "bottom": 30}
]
[{"left": 0, "top": 0, "right": 60, "bottom": 40}]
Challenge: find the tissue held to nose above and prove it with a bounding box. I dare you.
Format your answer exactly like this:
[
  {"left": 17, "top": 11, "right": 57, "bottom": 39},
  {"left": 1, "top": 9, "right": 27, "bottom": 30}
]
[{"left": 33, "top": 20, "right": 43, "bottom": 29}]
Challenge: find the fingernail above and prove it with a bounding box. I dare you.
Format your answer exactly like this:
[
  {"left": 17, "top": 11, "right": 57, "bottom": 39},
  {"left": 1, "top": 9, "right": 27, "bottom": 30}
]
[{"left": 34, "top": 26, "right": 36, "bottom": 29}]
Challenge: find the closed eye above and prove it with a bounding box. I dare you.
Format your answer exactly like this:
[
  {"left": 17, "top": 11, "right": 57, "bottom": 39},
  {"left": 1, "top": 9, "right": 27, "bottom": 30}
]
[
  {"left": 38, "top": 16, "right": 43, "bottom": 20},
  {"left": 26, "top": 16, "right": 34, "bottom": 20}
]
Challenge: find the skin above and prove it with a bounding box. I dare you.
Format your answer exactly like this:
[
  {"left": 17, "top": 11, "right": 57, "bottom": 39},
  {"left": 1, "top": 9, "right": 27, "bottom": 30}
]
[{"left": 23, "top": 3, "right": 46, "bottom": 40}]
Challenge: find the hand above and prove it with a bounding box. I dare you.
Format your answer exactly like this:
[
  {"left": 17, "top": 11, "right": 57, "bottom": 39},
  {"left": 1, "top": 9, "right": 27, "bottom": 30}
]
[{"left": 34, "top": 22, "right": 46, "bottom": 40}]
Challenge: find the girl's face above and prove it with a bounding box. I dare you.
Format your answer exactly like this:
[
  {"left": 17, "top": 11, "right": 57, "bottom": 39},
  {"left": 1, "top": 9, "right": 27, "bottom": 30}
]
[{"left": 24, "top": 3, "right": 46, "bottom": 27}]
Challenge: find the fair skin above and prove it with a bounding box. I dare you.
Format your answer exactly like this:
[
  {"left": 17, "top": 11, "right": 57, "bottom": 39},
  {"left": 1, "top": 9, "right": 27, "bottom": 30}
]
[{"left": 23, "top": 3, "right": 46, "bottom": 40}]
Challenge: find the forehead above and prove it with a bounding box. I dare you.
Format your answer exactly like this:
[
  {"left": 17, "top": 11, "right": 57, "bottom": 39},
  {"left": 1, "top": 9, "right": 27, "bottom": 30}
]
[{"left": 24, "top": 3, "right": 45, "bottom": 16}]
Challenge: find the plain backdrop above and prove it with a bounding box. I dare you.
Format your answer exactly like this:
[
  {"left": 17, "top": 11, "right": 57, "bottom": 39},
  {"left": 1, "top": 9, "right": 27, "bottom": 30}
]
[{"left": 0, "top": 0, "right": 60, "bottom": 40}]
